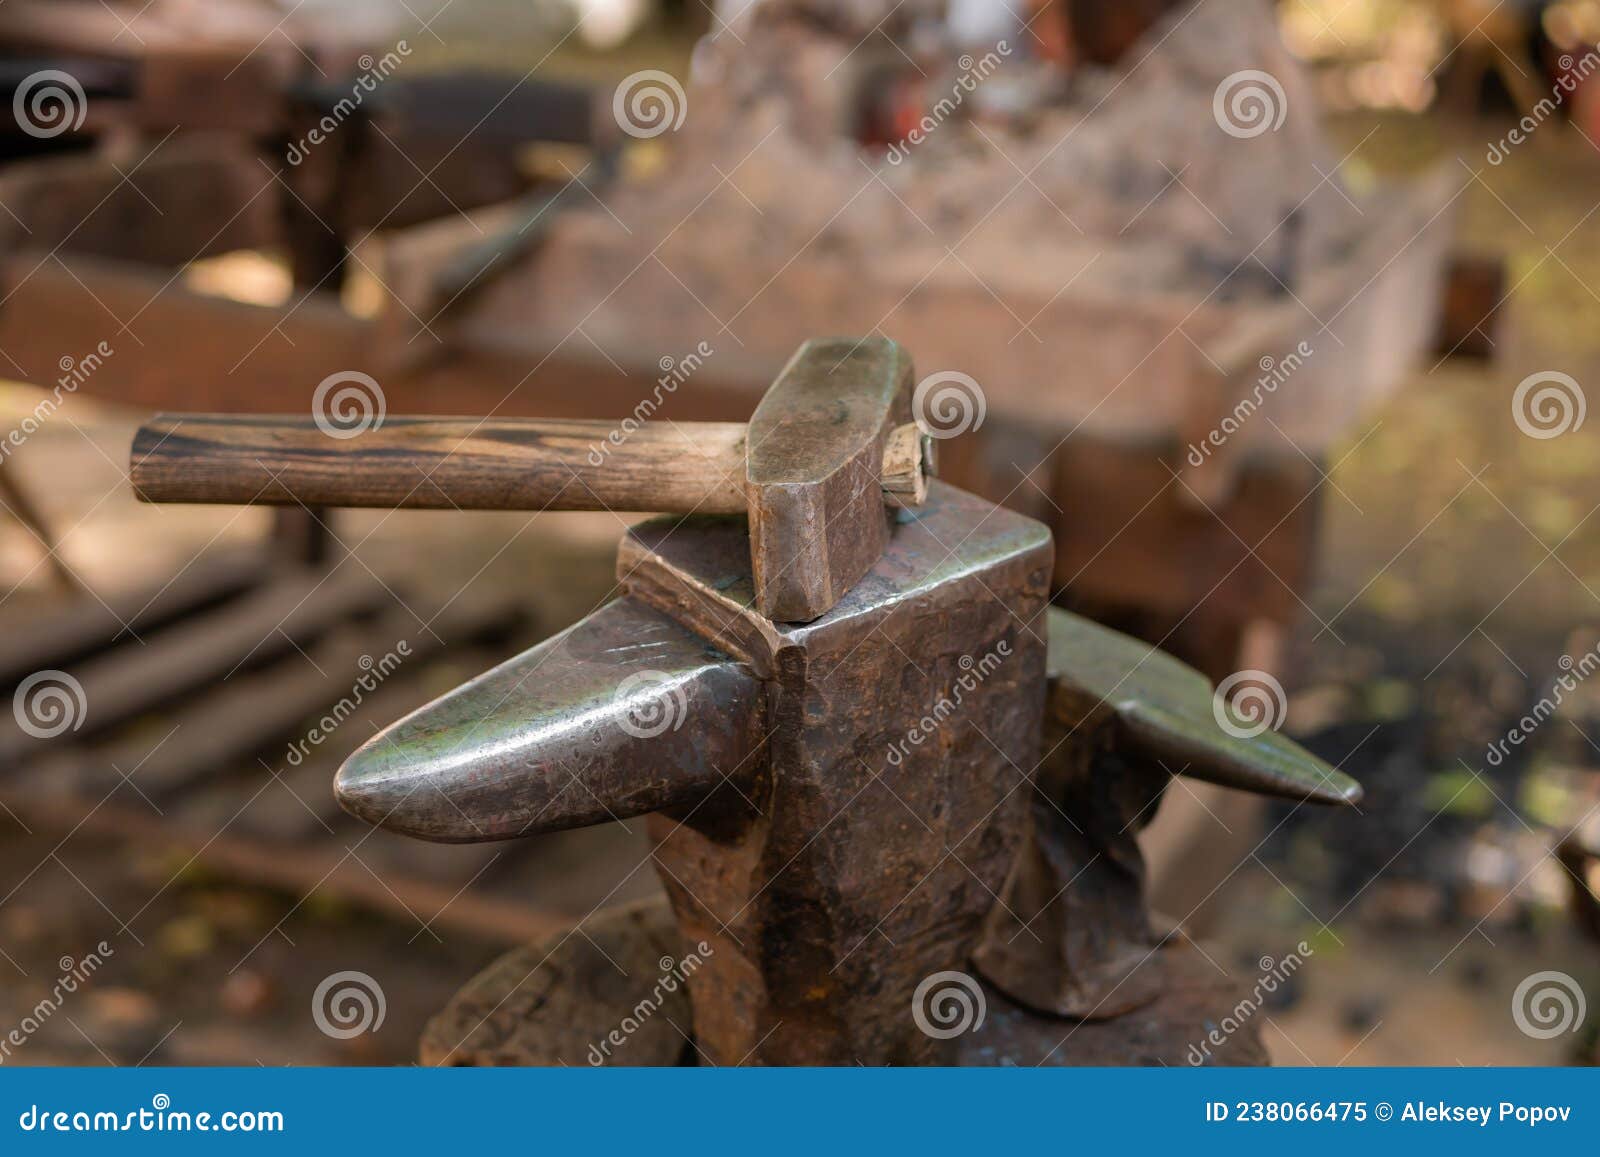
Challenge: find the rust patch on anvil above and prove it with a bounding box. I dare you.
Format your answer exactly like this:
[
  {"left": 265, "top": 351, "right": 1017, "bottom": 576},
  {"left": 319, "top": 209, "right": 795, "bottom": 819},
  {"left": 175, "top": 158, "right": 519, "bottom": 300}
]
[
  {"left": 618, "top": 482, "right": 1054, "bottom": 1064},
  {"left": 974, "top": 607, "right": 1361, "bottom": 1022}
]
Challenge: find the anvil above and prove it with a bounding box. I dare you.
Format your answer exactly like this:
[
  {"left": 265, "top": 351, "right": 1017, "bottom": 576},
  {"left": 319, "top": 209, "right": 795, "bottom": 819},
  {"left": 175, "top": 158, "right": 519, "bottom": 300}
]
[
  {"left": 128, "top": 334, "right": 1361, "bottom": 1065},
  {"left": 340, "top": 484, "right": 1053, "bottom": 1064}
]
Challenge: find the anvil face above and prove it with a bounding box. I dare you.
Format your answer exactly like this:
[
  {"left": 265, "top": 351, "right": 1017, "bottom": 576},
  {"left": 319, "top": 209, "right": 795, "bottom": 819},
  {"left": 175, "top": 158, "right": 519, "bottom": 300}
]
[{"left": 618, "top": 482, "right": 1053, "bottom": 1065}]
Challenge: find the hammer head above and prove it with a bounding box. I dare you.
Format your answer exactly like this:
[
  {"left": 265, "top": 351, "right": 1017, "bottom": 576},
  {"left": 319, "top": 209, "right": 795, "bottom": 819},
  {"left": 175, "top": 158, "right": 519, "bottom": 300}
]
[{"left": 744, "top": 336, "right": 914, "bottom": 622}]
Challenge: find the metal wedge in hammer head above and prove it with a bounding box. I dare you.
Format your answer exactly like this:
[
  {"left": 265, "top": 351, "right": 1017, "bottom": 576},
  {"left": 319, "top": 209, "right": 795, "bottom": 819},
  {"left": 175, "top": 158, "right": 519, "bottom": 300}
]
[
  {"left": 129, "top": 336, "right": 928, "bottom": 623},
  {"left": 336, "top": 483, "right": 1054, "bottom": 1065}
]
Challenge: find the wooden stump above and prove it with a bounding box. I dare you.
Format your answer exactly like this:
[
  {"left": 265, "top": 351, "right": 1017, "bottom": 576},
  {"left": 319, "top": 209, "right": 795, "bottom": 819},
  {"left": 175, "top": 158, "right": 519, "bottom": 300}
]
[
  {"left": 419, "top": 899, "right": 692, "bottom": 1067},
  {"left": 420, "top": 898, "right": 1269, "bottom": 1066}
]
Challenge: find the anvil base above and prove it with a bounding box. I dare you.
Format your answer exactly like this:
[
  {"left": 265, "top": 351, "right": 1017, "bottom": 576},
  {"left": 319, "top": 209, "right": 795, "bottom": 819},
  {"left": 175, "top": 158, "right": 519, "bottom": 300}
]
[{"left": 419, "top": 896, "right": 1267, "bottom": 1067}]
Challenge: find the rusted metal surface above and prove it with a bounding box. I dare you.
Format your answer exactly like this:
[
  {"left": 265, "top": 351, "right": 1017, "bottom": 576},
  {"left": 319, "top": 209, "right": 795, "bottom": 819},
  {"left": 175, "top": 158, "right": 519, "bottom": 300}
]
[
  {"left": 419, "top": 895, "right": 1272, "bottom": 1067},
  {"left": 958, "top": 939, "right": 1272, "bottom": 1066},
  {"left": 336, "top": 483, "right": 1054, "bottom": 1064},
  {"left": 633, "top": 485, "right": 1051, "bottom": 1065},
  {"left": 425, "top": 896, "right": 1273, "bottom": 1068},
  {"left": 406, "top": 591, "right": 1360, "bottom": 1064},
  {"left": 743, "top": 337, "right": 914, "bottom": 620},
  {"left": 974, "top": 607, "right": 1360, "bottom": 1021}
]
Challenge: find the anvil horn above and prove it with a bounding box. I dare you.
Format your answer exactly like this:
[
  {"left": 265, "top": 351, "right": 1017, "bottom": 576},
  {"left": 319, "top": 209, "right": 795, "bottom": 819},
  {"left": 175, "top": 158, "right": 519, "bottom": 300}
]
[
  {"left": 335, "top": 599, "right": 766, "bottom": 842},
  {"left": 1044, "top": 609, "right": 1360, "bottom": 806}
]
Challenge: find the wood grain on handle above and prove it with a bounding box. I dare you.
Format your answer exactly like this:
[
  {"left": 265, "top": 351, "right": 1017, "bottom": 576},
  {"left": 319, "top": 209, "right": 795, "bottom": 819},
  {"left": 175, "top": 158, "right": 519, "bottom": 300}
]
[{"left": 130, "top": 415, "right": 752, "bottom": 513}]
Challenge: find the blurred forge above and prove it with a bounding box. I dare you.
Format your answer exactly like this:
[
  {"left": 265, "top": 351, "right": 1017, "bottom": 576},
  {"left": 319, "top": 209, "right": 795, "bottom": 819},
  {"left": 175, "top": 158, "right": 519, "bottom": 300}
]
[{"left": 1285, "top": 0, "right": 1600, "bottom": 122}]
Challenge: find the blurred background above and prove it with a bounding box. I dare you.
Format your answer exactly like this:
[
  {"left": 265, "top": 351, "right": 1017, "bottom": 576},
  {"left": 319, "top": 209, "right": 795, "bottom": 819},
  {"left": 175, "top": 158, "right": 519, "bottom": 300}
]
[{"left": 0, "top": 0, "right": 1596, "bottom": 1066}]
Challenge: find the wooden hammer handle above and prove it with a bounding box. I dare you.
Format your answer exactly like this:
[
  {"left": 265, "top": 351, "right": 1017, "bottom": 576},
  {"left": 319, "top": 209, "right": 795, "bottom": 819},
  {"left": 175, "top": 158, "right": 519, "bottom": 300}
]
[{"left": 131, "top": 415, "right": 928, "bottom": 513}]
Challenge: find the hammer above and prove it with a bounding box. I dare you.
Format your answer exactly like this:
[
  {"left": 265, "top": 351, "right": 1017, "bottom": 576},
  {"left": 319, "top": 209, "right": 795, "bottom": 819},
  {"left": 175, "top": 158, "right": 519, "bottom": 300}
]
[
  {"left": 129, "top": 334, "right": 1362, "bottom": 1065},
  {"left": 129, "top": 337, "right": 931, "bottom": 623}
]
